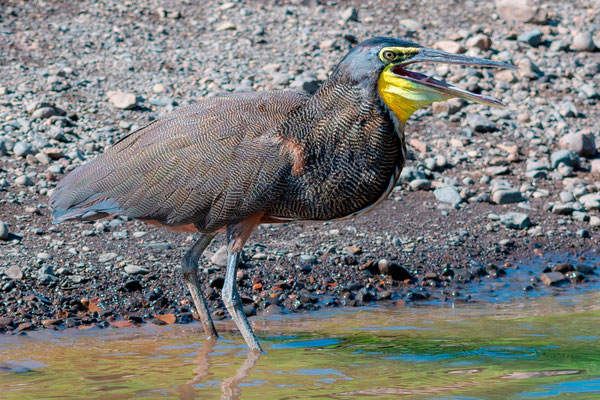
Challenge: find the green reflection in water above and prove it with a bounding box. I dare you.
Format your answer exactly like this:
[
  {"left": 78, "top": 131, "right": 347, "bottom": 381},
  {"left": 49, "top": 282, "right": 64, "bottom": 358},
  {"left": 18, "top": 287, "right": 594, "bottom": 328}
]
[{"left": 1, "top": 293, "right": 599, "bottom": 400}]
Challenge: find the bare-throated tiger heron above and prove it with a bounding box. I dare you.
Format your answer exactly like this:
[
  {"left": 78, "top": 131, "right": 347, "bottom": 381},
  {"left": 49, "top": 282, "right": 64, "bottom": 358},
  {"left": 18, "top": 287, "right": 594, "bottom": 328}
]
[{"left": 50, "top": 37, "right": 512, "bottom": 351}]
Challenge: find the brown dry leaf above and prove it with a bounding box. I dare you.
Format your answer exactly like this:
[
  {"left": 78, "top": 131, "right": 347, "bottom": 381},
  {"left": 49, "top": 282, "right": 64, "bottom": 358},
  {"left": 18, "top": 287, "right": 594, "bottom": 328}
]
[{"left": 155, "top": 313, "right": 176, "bottom": 324}]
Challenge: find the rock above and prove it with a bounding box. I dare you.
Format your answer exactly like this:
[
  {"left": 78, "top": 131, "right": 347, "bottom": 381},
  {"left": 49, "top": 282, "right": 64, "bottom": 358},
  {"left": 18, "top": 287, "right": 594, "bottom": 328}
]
[
  {"left": 410, "top": 179, "right": 431, "bottom": 191},
  {"left": 516, "top": 57, "right": 543, "bottom": 79},
  {"left": 495, "top": 0, "right": 546, "bottom": 23},
  {"left": 124, "top": 265, "right": 149, "bottom": 275},
  {"left": 31, "top": 106, "right": 65, "bottom": 120},
  {"left": 99, "top": 252, "right": 118, "bottom": 263},
  {"left": 579, "top": 193, "right": 600, "bottom": 211},
  {"left": 517, "top": 29, "right": 543, "bottom": 47},
  {"left": 122, "top": 280, "right": 143, "bottom": 292},
  {"left": 590, "top": 216, "right": 600, "bottom": 227},
  {"left": 211, "top": 245, "right": 229, "bottom": 267},
  {"left": 558, "top": 102, "right": 578, "bottom": 118},
  {"left": 215, "top": 22, "right": 236, "bottom": 31},
  {"left": 467, "top": 115, "right": 497, "bottom": 133},
  {"left": 378, "top": 260, "right": 412, "bottom": 281},
  {"left": 107, "top": 90, "right": 137, "bottom": 109},
  {"left": 496, "top": 69, "right": 518, "bottom": 83},
  {"left": 551, "top": 150, "right": 579, "bottom": 169},
  {"left": 591, "top": 160, "right": 600, "bottom": 175},
  {"left": 500, "top": 212, "right": 531, "bottom": 229},
  {"left": 551, "top": 203, "right": 574, "bottom": 215},
  {"left": 400, "top": 19, "right": 424, "bottom": 32},
  {"left": 13, "top": 141, "right": 34, "bottom": 157},
  {"left": 571, "top": 31, "right": 597, "bottom": 52},
  {"left": 290, "top": 72, "right": 320, "bottom": 95},
  {"left": 574, "top": 264, "right": 595, "bottom": 275},
  {"left": 341, "top": 7, "right": 358, "bottom": 22},
  {"left": 576, "top": 229, "right": 590, "bottom": 239},
  {"left": 539, "top": 272, "right": 568, "bottom": 286},
  {"left": 558, "top": 132, "right": 596, "bottom": 158},
  {"left": 466, "top": 34, "right": 492, "bottom": 51},
  {"left": 15, "top": 175, "right": 34, "bottom": 186},
  {"left": 492, "top": 189, "right": 523, "bottom": 204},
  {"left": 5, "top": 265, "right": 23, "bottom": 281},
  {"left": 433, "top": 186, "right": 462, "bottom": 205},
  {"left": 344, "top": 245, "right": 362, "bottom": 255},
  {"left": 0, "top": 221, "right": 8, "bottom": 241},
  {"left": 0, "top": 317, "right": 14, "bottom": 329},
  {"left": 319, "top": 39, "right": 338, "bottom": 50},
  {"left": 433, "top": 40, "right": 465, "bottom": 54},
  {"left": 299, "top": 254, "right": 317, "bottom": 265}
]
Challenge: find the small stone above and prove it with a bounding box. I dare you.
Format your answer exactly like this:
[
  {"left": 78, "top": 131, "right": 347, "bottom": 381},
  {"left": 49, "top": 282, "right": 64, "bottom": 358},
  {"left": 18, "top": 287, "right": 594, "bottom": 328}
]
[
  {"left": 500, "top": 212, "right": 531, "bottom": 229},
  {"left": 211, "top": 245, "right": 229, "bottom": 267},
  {"left": 107, "top": 90, "right": 138, "bottom": 109},
  {"left": 579, "top": 194, "right": 600, "bottom": 211},
  {"left": 410, "top": 179, "right": 431, "bottom": 191},
  {"left": 215, "top": 22, "right": 236, "bottom": 31},
  {"left": 552, "top": 263, "right": 574, "bottom": 273},
  {"left": 591, "top": 160, "right": 600, "bottom": 175},
  {"left": 571, "top": 31, "right": 597, "bottom": 52},
  {"left": 574, "top": 264, "right": 595, "bottom": 275},
  {"left": 558, "top": 132, "right": 596, "bottom": 158},
  {"left": 551, "top": 150, "right": 579, "bottom": 169},
  {"left": 495, "top": 0, "right": 546, "bottom": 23},
  {"left": 400, "top": 19, "right": 424, "bottom": 32},
  {"left": 590, "top": 216, "right": 600, "bottom": 227},
  {"left": 124, "top": 265, "right": 149, "bottom": 275},
  {"left": 5, "top": 265, "right": 23, "bottom": 281},
  {"left": 496, "top": 69, "right": 518, "bottom": 83},
  {"left": 539, "top": 272, "right": 568, "bottom": 286},
  {"left": 15, "top": 175, "right": 34, "bottom": 186},
  {"left": 551, "top": 203, "right": 574, "bottom": 215},
  {"left": 0, "top": 221, "right": 8, "bottom": 240},
  {"left": 343, "top": 245, "right": 362, "bottom": 255},
  {"left": 319, "top": 39, "right": 338, "bottom": 50},
  {"left": 576, "top": 229, "right": 590, "bottom": 238},
  {"left": 98, "top": 252, "right": 118, "bottom": 263},
  {"left": 517, "top": 57, "right": 543, "bottom": 79},
  {"left": 31, "top": 106, "right": 65, "bottom": 120},
  {"left": 467, "top": 115, "right": 497, "bottom": 133},
  {"left": 517, "top": 29, "right": 543, "bottom": 47},
  {"left": 378, "top": 260, "right": 412, "bottom": 281},
  {"left": 433, "top": 186, "right": 462, "bottom": 205},
  {"left": 341, "top": 6, "right": 358, "bottom": 22},
  {"left": 492, "top": 189, "right": 523, "bottom": 204},
  {"left": 152, "top": 83, "right": 167, "bottom": 93},
  {"left": 466, "top": 34, "right": 492, "bottom": 51},
  {"left": 13, "top": 141, "right": 34, "bottom": 157},
  {"left": 299, "top": 254, "right": 317, "bottom": 265},
  {"left": 433, "top": 40, "right": 465, "bottom": 54}
]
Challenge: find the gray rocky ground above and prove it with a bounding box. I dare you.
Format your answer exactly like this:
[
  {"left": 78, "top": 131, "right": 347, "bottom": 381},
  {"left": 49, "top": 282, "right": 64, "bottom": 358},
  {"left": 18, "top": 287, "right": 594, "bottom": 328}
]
[{"left": 0, "top": 0, "right": 599, "bottom": 332}]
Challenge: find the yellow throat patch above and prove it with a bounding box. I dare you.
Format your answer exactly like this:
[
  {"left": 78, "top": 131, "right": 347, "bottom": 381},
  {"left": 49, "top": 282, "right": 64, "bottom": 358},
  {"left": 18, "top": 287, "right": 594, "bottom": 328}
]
[{"left": 377, "top": 64, "right": 451, "bottom": 124}]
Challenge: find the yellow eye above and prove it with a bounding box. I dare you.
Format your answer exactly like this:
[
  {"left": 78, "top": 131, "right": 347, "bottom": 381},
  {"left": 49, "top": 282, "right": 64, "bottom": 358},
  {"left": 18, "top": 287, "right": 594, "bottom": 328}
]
[{"left": 382, "top": 50, "right": 396, "bottom": 61}]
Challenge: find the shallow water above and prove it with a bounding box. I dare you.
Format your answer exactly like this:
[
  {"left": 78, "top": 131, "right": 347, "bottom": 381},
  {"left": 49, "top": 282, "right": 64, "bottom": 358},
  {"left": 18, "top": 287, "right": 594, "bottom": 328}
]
[{"left": 1, "top": 291, "right": 599, "bottom": 399}]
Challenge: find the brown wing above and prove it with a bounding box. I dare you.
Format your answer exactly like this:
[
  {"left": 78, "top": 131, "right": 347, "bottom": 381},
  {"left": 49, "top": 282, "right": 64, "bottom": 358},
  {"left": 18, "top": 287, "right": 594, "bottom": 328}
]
[{"left": 50, "top": 90, "right": 310, "bottom": 231}]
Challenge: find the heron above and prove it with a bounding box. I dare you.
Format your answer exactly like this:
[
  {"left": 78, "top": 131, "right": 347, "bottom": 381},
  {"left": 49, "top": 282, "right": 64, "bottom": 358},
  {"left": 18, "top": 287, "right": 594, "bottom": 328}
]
[{"left": 50, "top": 37, "right": 512, "bottom": 351}]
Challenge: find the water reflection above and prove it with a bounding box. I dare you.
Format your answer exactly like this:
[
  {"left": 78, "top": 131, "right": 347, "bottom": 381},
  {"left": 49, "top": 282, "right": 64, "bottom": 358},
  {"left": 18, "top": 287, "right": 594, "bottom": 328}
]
[{"left": 176, "top": 337, "right": 261, "bottom": 400}]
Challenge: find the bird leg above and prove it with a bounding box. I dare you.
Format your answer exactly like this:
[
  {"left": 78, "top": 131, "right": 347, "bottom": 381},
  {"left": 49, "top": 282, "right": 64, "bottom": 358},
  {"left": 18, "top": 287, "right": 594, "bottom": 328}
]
[
  {"left": 222, "top": 214, "right": 263, "bottom": 351},
  {"left": 182, "top": 233, "right": 218, "bottom": 339}
]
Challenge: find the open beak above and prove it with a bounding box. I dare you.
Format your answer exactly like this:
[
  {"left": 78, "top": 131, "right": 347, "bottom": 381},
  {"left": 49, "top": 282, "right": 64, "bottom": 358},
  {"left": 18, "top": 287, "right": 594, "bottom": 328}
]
[{"left": 391, "top": 47, "right": 515, "bottom": 108}]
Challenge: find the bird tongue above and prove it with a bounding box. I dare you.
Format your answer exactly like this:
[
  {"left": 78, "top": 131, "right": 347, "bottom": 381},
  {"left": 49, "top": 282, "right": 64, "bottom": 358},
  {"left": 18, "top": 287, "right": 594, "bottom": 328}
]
[{"left": 393, "top": 67, "right": 506, "bottom": 108}]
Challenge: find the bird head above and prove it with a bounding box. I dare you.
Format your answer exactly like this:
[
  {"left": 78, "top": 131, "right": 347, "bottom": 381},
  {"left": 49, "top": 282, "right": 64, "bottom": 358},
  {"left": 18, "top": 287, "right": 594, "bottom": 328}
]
[{"left": 334, "top": 37, "right": 513, "bottom": 124}]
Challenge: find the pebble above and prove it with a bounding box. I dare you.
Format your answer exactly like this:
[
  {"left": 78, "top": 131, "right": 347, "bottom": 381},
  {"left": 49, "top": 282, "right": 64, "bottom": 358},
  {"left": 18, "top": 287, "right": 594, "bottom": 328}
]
[
  {"left": 400, "top": 19, "right": 424, "bottom": 32},
  {"left": 571, "top": 31, "right": 597, "bottom": 52},
  {"left": 124, "top": 265, "right": 149, "bottom": 275},
  {"left": 539, "top": 272, "right": 568, "bottom": 286},
  {"left": 492, "top": 189, "right": 523, "bottom": 204},
  {"left": 558, "top": 132, "right": 596, "bottom": 158},
  {"left": 433, "top": 40, "right": 465, "bottom": 54},
  {"left": 299, "top": 254, "right": 317, "bottom": 265},
  {"left": 341, "top": 7, "right": 358, "bottom": 22},
  {"left": 15, "top": 175, "right": 34, "bottom": 186},
  {"left": 107, "top": 90, "right": 137, "bottom": 109},
  {"left": 466, "top": 115, "right": 496, "bottom": 133},
  {"left": 433, "top": 186, "right": 462, "bottom": 205},
  {"left": 210, "top": 245, "right": 229, "bottom": 267},
  {"left": 465, "top": 34, "right": 492, "bottom": 51},
  {"left": 550, "top": 150, "right": 579, "bottom": 169},
  {"left": 495, "top": 0, "right": 545, "bottom": 23},
  {"left": 98, "top": 252, "right": 118, "bottom": 263},
  {"left": 590, "top": 216, "right": 600, "bottom": 227},
  {"left": 5, "top": 265, "right": 23, "bottom": 281},
  {"left": 13, "top": 141, "right": 34, "bottom": 157},
  {"left": 517, "top": 29, "right": 543, "bottom": 47},
  {"left": 215, "top": 22, "right": 236, "bottom": 31},
  {"left": 579, "top": 193, "right": 600, "bottom": 211},
  {"left": 0, "top": 221, "right": 8, "bottom": 241},
  {"left": 500, "top": 212, "right": 531, "bottom": 229}
]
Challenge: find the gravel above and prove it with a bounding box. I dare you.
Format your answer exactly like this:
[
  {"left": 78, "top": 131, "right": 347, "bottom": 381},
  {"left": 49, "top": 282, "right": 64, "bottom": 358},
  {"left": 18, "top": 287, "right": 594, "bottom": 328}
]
[{"left": 0, "top": 0, "right": 599, "bottom": 333}]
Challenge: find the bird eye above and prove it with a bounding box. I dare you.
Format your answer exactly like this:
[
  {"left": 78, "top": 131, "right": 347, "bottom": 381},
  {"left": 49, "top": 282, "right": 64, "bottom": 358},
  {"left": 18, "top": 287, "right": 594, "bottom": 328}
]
[{"left": 382, "top": 50, "right": 396, "bottom": 61}]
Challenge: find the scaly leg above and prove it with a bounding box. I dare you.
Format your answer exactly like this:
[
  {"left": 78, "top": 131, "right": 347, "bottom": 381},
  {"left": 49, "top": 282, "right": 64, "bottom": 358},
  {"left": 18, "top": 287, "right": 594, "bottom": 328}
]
[
  {"left": 222, "top": 216, "right": 264, "bottom": 351},
  {"left": 182, "top": 233, "right": 218, "bottom": 339}
]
